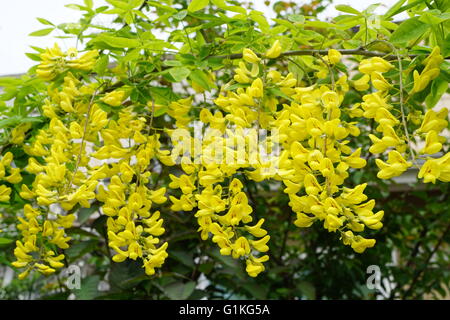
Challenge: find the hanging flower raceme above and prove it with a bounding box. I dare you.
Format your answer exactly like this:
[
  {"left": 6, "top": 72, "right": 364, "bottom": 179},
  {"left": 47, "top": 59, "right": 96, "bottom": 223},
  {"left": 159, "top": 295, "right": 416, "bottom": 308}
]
[
  {"left": 37, "top": 43, "right": 98, "bottom": 81},
  {"left": 0, "top": 152, "right": 22, "bottom": 202},
  {"left": 272, "top": 69, "right": 382, "bottom": 253},
  {"left": 95, "top": 107, "right": 170, "bottom": 276}
]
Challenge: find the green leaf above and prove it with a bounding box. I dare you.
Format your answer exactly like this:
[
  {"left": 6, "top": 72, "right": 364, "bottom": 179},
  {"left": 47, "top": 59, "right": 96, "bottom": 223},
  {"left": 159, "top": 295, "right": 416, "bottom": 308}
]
[
  {"left": 287, "top": 14, "right": 305, "bottom": 24},
  {"left": 29, "top": 28, "right": 54, "bottom": 37},
  {"left": 77, "top": 206, "right": 98, "bottom": 224},
  {"left": 288, "top": 60, "right": 304, "bottom": 82},
  {"left": 84, "top": 0, "right": 94, "bottom": 9},
  {"left": 0, "top": 116, "right": 44, "bottom": 129},
  {"left": 170, "top": 250, "right": 195, "bottom": 268},
  {"left": 163, "top": 60, "right": 182, "bottom": 67},
  {"left": 187, "top": 0, "right": 209, "bottom": 12},
  {"left": 173, "top": 10, "right": 188, "bottom": 20},
  {"left": 209, "top": 249, "right": 240, "bottom": 269},
  {"left": 335, "top": 4, "right": 361, "bottom": 15},
  {"left": 36, "top": 18, "right": 54, "bottom": 26},
  {"left": 105, "top": 0, "right": 129, "bottom": 10},
  {"left": 66, "top": 240, "right": 98, "bottom": 262},
  {"left": 92, "top": 34, "right": 141, "bottom": 48},
  {"left": 25, "top": 53, "right": 42, "bottom": 62},
  {"left": 443, "top": 33, "right": 450, "bottom": 57},
  {"left": 390, "top": 17, "right": 429, "bottom": 44},
  {"left": 94, "top": 55, "right": 109, "bottom": 75},
  {"left": 267, "top": 87, "right": 294, "bottom": 102},
  {"left": 149, "top": 87, "right": 180, "bottom": 104},
  {"left": 304, "top": 20, "right": 338, "bottom": 29},
  {"left": 384, "top": 0, "right": 407, "bottom": 18},
  {"left": 163, "top": 281, "right": 196, "bottom": 300},
  {"left": 250, "top": 10, "right": 270, "bottom": 32},
  {"left": 384, "top": 0, "right": 426, "bottom": 19},
  {"left": 425, "top": 76, "right": 448, "bottom": 108},
  {"left": 0, "top": 238, "right": 13, "bottom": 245},
  {"left": 168, "top": 67, "right": 191, "bottom": 82},
  {"left": 109, "top": 260, "right": 145, "bottom": 291},
  {"left": 211, "top": 0, "right": 246, "bottom": 14},
  {"left": 74, "top": 275, "right": 100, "bottom": 300},
  {"left": 65, "top": 4, "right": 87, "bottom": 11},
  {"left": 189, "top": 69, "right": 216, "bottom": 91},
  {"left": 419, "top": 11, "right": 450, "bottom": 25}
]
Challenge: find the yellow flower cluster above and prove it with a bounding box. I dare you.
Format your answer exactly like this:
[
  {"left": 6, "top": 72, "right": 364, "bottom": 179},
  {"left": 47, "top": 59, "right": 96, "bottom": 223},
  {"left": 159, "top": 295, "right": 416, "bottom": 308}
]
[
  {"left": 94, "top": 108, "right": 170, "bottom": 276},
  {"left": 14, "top": 46, "right": 168, "bottom": 278},
  {"left": 12, "top": 204, "right": 71, "bottom": 279},
  {"left": 11, "top": 123, "right": 32, "bottom": 145},
  {"left": 411, "top": 47, "right": 443, "bottom": 94},
  {"left": 14, "top": 71, "right": 101, "bottom": 277},
  {"left": 416, "top": 108, "right": 450, "bottom": 183},
  {"left": 162, "top": 46, "right": 386, "bottom": 278},
  {"left": 268, "top": 61, "right": 383, "bottom": 253},
  {"left": 349, "top": 57, "right": 414, "bottom": 179},
  {"left": 0, "top": 152, "right": 22, "bottom": 202},
  {"left": 37, "top": 43, "right": 98, "bottom": 81},
  {"left": 168, "top": 166, "right": 271, "bottom": 276}
]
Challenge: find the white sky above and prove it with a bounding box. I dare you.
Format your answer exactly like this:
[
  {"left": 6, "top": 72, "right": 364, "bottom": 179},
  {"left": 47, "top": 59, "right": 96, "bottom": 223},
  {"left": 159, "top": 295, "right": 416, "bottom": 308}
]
[{"left": 0, "top": 0, "right": 402, "bottom": 76}]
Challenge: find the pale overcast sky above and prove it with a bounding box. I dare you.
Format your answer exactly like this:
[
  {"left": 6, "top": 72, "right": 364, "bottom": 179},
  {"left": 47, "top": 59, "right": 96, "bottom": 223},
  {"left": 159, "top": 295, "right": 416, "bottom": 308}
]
[{"left": 0, "top": 0, "right": 402, "bottom": 76}]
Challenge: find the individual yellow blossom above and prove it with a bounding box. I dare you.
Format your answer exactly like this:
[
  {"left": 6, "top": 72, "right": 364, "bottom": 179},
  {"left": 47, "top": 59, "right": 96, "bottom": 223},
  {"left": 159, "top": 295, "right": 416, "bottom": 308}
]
[
  {"left": 265, "top": 40, "right": 282, "bottom": 59},
  {"left": 420, "top": 130, "right": 442, "bottom": 155},
  {"left": 353, "top": 74, "right": 370, "bottom": 91},
  {"left": 242, "top": 48, "right": 260, "bottom": 64},
  {"left": 101, "top": 90, "right": 126, "bottom": 107},
  {"left": 327, "top": 49, "right": 341, "bottom": 64},
  {"left": 375, "top": 150, "right": 412, "bottom": 179}
]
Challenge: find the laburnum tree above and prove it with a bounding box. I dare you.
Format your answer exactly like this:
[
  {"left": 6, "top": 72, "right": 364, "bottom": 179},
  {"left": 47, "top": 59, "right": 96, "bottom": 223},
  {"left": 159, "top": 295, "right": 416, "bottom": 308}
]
[{"left": 0, "top": 0, "right": 449, "bottom": 300}]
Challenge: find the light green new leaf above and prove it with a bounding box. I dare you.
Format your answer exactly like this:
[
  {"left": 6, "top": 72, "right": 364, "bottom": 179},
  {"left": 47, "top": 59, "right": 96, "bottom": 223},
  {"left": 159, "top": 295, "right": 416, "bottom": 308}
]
[
  {"left": 211, "top": 0, "right": 246, "bottom": 14},
  {"left": 250, "top": 10, "right": 270, "bottom": 32},
  {"left": 36, "top": 18, "right": 54, "bottom": 26},
  {"left": 390, "top": 17, "right": 429, "bottom": 44},
  {"left": 94, "top": 55, "right": 109, "bottom": 75},
  {"left": 187, "top": 0, "right": 209, "bottom": 12},
  {"left": 419, "top": 11, "right": 450, "bottom": 25},
  {"left": 93, "top": 34, "right": 141, "bottom": 48},
  {"left": 384, "top": 0, "right": 425, "bottom": 19},
  {"left": 287, "top": 14, "right": 305, "bottom": 24},
  {"left": 84, "top": 0, "right": 93, "bottom": 9},
  {"left": 169, "top": 67, "right": 191, "bottom": 82},
  {"left": 29, "top": 28, "right": 54, "bottom": 37},
  {"left": 173, "top": 10, "right": 188, "bottom": 20},
  {"left": 335, "top": 4, "right": 361, "bottom": 15},
  {"left": 106, "top": 0, "right": 129, "bottom": 10},
  {"left": 384, "top": 0, "right": 407, "bottom": 19},
  {"left": 189, "top": 69, "right": 216, "bottom": 90}
]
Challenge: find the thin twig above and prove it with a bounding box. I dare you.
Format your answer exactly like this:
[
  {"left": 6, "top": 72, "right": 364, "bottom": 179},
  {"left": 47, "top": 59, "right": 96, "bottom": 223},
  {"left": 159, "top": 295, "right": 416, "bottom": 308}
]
[
  {"left": 64, "top": 86, "right": 101, "bottom": 193},
  {"left": 210, "top": 48, "right": 417, "bottom": 61},
  {"left": 402, "top": 223, "right": 450, "bottom": 299}
]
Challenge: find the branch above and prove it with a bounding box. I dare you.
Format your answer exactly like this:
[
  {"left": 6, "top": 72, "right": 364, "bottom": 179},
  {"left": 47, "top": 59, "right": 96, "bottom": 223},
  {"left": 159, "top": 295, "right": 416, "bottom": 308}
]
[
  {"left": 209, "top": 48, "right": 417, "bottom": 61},
  {"left": 402, "top": 223, "right": 450, "bottom": 299}
]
